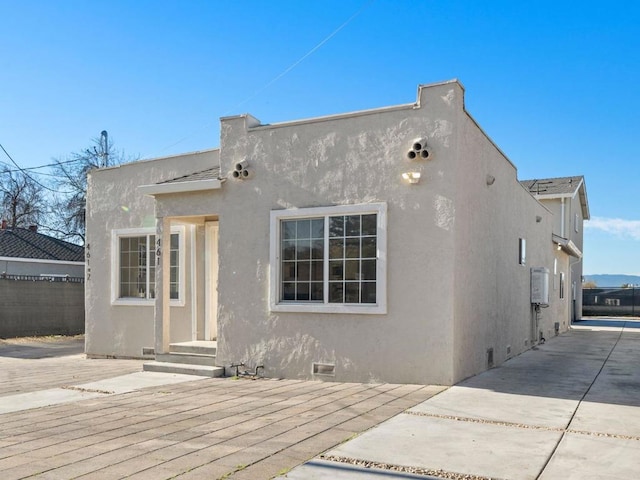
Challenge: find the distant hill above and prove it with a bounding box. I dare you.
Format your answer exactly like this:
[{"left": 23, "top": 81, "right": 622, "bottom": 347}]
[{"left": 583, "top": 274, "right": 640, "bottom": 287}]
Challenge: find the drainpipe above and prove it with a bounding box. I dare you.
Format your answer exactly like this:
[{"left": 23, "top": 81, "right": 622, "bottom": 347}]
[{"left": 560, "top": 198, "right": 566, "bottom": 238}]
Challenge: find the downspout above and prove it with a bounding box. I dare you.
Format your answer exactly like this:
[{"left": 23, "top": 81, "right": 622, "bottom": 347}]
[
  {"left": 569, "top": 255, "right": 582, "bottom": 323},
  {"left": 560, "top": 198, "right": 566, "bottom": 238}
]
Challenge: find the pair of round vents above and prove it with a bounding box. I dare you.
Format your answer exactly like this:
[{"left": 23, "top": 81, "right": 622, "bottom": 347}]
[{"left": 406, "top": 139, "right": 430, "bottom": 160}]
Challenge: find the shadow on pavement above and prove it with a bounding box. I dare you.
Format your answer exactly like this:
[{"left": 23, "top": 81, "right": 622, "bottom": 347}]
[
  {"left": 456, "top": 328, "right": 640, "bottom": 408},
  {"left": 0, "top": 337, "right": 84, "bottom": 359}
]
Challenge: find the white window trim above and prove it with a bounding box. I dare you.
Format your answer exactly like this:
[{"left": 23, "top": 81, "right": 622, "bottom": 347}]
[
  {"left": 111, "top": 226, "right": 186, "bottom": 307},
  {"left": 269, "top": 202, "right": 387, "bottom": 314}
]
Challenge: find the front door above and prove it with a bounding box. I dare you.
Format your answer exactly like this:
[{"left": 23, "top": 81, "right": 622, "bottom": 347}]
[{"left": 204, "top": 222, "right": 219, "bottom": 340}]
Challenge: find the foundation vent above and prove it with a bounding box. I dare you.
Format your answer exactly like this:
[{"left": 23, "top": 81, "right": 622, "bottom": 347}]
[{"left": 312, "top": 362, "right": 335, "bottom": 376}]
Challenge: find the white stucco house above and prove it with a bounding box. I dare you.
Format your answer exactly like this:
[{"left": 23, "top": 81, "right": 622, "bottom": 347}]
[{"left": 85, "top": 80, "right": 588, "bottom": 385}]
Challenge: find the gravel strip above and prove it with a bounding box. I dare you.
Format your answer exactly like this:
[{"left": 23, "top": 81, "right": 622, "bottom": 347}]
[
  {"left": 567, "top": 429, "right": 640, "bottom": 441},
  {"left": 404, "top": 411, "right": 640, "bottom": 441},
  {"left": 60, "top": 385, "right": 115, "bottom": 395},
  {"left": 403, "top": 411, "right": 563, "bottom": 432},
  {"left": 319, "top": 454, "right": 500, "bottom": 480}
]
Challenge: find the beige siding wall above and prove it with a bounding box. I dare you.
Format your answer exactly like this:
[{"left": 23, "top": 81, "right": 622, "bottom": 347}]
[{"left": 538, "top": 193, "right": 585, "bottom": 321}]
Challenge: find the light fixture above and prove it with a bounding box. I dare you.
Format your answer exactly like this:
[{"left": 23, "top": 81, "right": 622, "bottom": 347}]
[{"left": 402, "top": 172, "right": 421, "bottom": 184}]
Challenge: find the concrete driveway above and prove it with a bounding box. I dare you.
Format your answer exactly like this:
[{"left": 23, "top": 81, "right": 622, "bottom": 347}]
[{"left": 281, "top": 321, "right": 640, "bottom": 479}]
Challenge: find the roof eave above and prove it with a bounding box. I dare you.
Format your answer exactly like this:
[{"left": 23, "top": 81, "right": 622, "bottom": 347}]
[
  {"left": 138, "top": 178, "right": 222, "bottom": 196},
  {"left": 552, "top": 234, "right": 583, "bottom": 258}
]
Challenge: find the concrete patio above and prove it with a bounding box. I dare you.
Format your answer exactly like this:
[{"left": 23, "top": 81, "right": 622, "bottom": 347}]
[
  {"left": 2, "top": 322, "right": 640, "bottom": 480},
  {"left": 0, "top": 336, "right": 442, "bottom": 480}
]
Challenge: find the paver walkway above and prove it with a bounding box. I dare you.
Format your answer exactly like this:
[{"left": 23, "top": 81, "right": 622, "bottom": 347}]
[
  {"left": 0, "top": 336, "right": 143, "bottom": 396},
  {"left": 0, "top": 337, "right": 443, "bottom": 480}
]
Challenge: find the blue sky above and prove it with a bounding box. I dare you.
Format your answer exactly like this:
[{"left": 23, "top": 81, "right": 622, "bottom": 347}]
[{"left": 1, "top": 0, "right": 639, "bottom": 274}]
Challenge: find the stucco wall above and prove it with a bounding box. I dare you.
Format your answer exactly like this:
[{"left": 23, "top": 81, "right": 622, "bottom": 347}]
[
  {"left": 86, "top": 80, "right": 580, "bottom": 384},
  {"left": 85, "top": 150, "right": 218, "bottom": 358},
  {"left": 214, "top": 82, "right": 461, "bottom": 385},
  {"left": 450, "top": 107, "right": 564, "bottom": 382}
]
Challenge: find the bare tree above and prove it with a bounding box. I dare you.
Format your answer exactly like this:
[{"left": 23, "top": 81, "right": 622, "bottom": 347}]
[
  {"left": 50, "top": 131, "right": 133, "bottom": 244},
  {"left": 0, "top": 167, "right": 45, "bottom": 229}
]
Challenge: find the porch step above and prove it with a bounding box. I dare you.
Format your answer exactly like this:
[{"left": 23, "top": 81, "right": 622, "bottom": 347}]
[
  {"left": 169, "top": 341, "right": 217, "bottom": 356},
  {"left": 143, "top": 361, "right": 224, "bottom": 378},
  {"left": 155, "top": 352, "right": 217, "bottom": 366}
]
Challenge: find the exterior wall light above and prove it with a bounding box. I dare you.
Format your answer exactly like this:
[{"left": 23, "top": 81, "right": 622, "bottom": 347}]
[{"left": 402, "top": 172, "right": 421, "bottom": 184}]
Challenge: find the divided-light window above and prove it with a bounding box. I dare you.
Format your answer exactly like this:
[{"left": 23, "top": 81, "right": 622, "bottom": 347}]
[
  {"left": 270, "top": 203, "right": 387, "bottom": 314},
  {"left": 116, "top": 231, "right": 181, "bottom": 301}
]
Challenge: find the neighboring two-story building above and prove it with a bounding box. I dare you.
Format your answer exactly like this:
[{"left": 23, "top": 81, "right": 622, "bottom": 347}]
[
  {"left": 520, "top": 177, "right": 589, "bottom": 321},
  {"left": 85, "top": 80, "right": 588, "bottom": 385}
]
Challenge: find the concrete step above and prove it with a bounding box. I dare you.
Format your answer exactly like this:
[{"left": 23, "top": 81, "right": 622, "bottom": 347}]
[
  {"left": 156, "top": 352, "right": 217, "bottom": 366},
  {"left": 143, "top": 361, "right": 224, "bottom": 378},
  {"left": 169, "top": 341, "right": 217, "bottom": 356}
]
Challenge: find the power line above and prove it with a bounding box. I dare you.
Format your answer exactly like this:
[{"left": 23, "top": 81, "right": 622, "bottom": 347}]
[
  {"left": 1, "top": 157, "right": 83, "bottom": 175},
  {"left": 0, "top": 142, "right": 73, "bottom": 193}
]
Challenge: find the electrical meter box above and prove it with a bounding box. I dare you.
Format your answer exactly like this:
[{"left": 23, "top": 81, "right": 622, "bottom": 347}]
[{"left": 531, "top": 267, "right": 550, "bottom": 305}]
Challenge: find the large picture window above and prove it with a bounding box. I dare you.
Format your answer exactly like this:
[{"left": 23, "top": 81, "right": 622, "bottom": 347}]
[
  {"left": 112, "top": 228, "right": 183, "bottom": 305},
  {"left": 270, "top": 203, "right": 386, "bottom": 314}
]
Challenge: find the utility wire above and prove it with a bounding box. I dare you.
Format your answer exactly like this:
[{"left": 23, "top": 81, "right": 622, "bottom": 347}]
[
  {"left": 1, "top": 157, "right": 82, "bottom": 175},
  {"left": 0, "top": 142, "right": 73, "bottom": 193},
  {"left": 146, "top": 0, "right": 374, "bottom": 158}
]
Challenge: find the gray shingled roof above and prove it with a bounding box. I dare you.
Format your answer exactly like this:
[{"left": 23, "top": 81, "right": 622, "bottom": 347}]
[
  {"left": 520, "top": 175, "right": 590, "bottom": 220},
  {"left": 520, "top": 176, "right": 584, "bottom": 196},
  {"left": 0, "top": 228, "right": 84, "bottom": 262},
  {"left": 158, "top": 167, "right": 221, "bottom": 185}
]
